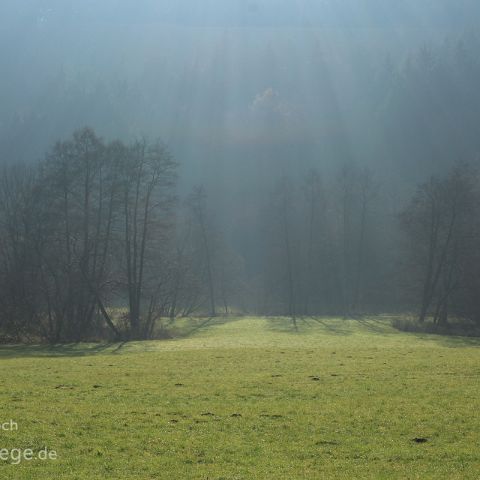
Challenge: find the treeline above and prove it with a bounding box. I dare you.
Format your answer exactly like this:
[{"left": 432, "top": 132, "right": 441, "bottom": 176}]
[
  {"left": 257, "top": 162, "right": 480, "bottom": 332},
  {"left": 0, "top": 128, "right": 228, "bottom": 342},
  {"left": 0, "top": 129, "right": 175, "bottom": 341},
  {"left": 400, "top": 164, "right": 480, "bottom": 330},
  {"left": 1, "top": 129, "right": 480, "bottom": 342},
  {"left": 255, "top": 167, "right": 395, "bottom": 320}
]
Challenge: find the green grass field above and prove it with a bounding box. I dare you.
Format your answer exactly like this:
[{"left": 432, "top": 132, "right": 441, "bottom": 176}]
[{"left": 0, "top": 317, "right": 479, "bottom": 479}]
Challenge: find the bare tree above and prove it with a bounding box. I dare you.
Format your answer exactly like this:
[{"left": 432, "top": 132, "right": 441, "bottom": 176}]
[
  {"left": 118, "top": 139, "right": 177, "bottom": 339},
  {"left": 352, "top": 168, "right": 377, "bottom": 313},
  {"left": 0, "top": 165, "right": 41, "bottom": 341},
  {"left": 265, "top": 177, "right": 299, "bottom": 328},
  {"left": 302, "top": 169, "right": 324, "bottom": 316},
  {"left": 38, "top": 128, "right": 120, "bottom": 341},
  {"left": 187, "top": 186, "right": 216, "bottom": 317},
  {"left": 401, "top": 164, "right": 477, "bottom": 325}
]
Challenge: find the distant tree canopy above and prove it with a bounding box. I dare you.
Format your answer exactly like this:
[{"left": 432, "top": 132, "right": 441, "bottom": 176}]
[
  {"left": 377, "top": 37, "right": 480, "bottom": 178},
  {"left": 3, "top": 30, "right": 480, "bottom": 184}
]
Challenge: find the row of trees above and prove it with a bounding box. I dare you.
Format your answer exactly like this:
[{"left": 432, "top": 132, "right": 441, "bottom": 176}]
[
  {"left": 0, "top": 129, "right": 177, "bottom": 341},
  {"left": 257, "top": 166, "right": 389, "bottom": 321},
  {"left": 401, "top": 164, "right": 480, "bottom": 327},
  {"left": 259, "top": 162, "right": 480, "bottom": 331},
  {"left": 1, "top": 128, "right": 479, "bottom": 342},
  {"left": 0, "top": 128, "right": 216, "bottom": 342}
]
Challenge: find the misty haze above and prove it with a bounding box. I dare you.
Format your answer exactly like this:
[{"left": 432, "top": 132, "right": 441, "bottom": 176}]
[{"left": 0, "top": 2, "right": 479, "bottom": 479}]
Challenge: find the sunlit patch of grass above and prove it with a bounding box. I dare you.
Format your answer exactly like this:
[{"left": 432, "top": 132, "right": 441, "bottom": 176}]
[{"left": 0, "top": 317, "right": 478, "bottom": 479}]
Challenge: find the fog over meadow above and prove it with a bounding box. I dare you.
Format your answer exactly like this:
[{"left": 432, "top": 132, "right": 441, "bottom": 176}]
[{"left": 2, "top": 1, "right": 480, "bottom": 336}]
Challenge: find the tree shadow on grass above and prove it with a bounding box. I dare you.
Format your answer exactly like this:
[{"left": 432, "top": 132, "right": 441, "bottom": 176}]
[
  {"left": 174, "top": 316, "right": 215, "bottom": 338},
  {"left": 403, "top": 332, "right": 480, "bottom": 348},
  {"left": 172, "top": 316, "right": 237, "bottom": 339},
  {"left": 0, "top": 317, "right": 240, "bottom": 358},
  {"left": 265, "top": 316, "right": 354, "bottom": 336},
  {"left": 308, "top": 316, "right": 395, "bottom": 336},
  {"left": 308, "top": 317, "right": 354, "bottom": 336},
  {"left": 354, "top": 315, "right": 480, "bottom": 348},
  {"left": 389, "top": 315, "right": 480, "bottom": 348},
  {"left": 2, "top": 316, "right": 478, "bottom": 358},
  {"left": 0, "top": 342, "right": 116, "bottom": 359},
  {"left": 263, "top": 317, "right": 302, "bottom": 334},
  {"left": 355, "top": 317, "right": 394, "bottom": 335},
  {"left": 263, "top": 315, "right": 480, "bottom": 348}
]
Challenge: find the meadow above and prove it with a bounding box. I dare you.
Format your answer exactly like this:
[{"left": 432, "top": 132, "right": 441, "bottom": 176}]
[{"left": 0, "top": 317, "right": 479, "bottom": 479}]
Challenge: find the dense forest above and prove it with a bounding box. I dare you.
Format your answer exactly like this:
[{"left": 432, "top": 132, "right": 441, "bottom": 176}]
[{"left": 2, "top": 2, "right": 480, "bottom": 341}]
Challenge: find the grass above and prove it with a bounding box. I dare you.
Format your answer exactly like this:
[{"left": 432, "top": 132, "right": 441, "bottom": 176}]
[{"left": 0, "top": 316, "right": 479, "bottom": 479}]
